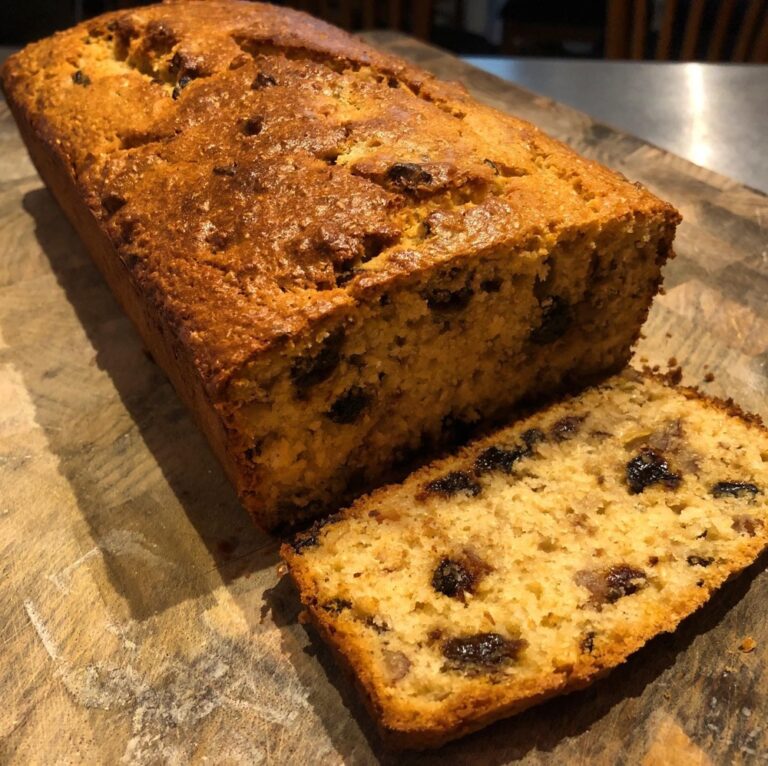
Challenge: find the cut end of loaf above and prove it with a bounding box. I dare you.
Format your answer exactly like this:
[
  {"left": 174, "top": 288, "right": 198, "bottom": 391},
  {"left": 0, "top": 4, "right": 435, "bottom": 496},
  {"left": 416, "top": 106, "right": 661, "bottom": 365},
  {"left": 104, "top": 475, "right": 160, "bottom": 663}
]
[
  {"left": 227, "top": 212, "right": 677, "bottom": 529},
  {"left": 282, "top": 371, "right": 768, "bottom": 748}
]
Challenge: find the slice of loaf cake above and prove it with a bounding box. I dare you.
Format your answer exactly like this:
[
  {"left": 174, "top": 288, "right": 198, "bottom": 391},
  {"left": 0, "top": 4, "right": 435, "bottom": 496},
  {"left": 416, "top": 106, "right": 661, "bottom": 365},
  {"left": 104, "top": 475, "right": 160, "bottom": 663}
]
[
  {"left": 1, "top": 1, "right": 679, "bottom": 529},
  {"left": 282, "top": 371, "right": 768, "bottom": 748}
]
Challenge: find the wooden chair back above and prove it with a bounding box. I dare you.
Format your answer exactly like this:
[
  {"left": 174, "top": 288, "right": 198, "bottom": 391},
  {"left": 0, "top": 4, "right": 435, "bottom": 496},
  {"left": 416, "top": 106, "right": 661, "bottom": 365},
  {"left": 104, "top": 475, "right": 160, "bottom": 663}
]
[
  {"left": 282, "top": 1, "right": 436, "bottom": 41},
  {"left": 606, "top": 0, "right": 768, "bottom": 61}
]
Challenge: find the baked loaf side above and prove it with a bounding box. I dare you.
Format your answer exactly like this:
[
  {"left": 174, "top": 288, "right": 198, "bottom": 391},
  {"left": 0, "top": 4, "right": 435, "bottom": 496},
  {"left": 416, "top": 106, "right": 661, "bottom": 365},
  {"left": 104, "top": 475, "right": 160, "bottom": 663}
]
[
  {"left": 2, "top": 1, "right": 680, "bottom": 528},
  {"left": 282, "top": 371, "right": 768, "bottom": 748}
]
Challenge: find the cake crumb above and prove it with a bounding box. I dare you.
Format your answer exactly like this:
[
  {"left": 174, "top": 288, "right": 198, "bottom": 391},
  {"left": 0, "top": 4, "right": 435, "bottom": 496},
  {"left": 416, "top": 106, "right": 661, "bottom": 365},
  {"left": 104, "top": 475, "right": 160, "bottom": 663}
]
[
  {"left": 704, "top": 372, "right": 715, "bottom": 383},
  {"left": 666, "top": 366, "right": 683, "bottom": 385},
  {"left": 739, "top": 637, "right": 756, "bottom": 653},
  {"left": 277, "top": 563, "right": 288, "bottom": 576}
]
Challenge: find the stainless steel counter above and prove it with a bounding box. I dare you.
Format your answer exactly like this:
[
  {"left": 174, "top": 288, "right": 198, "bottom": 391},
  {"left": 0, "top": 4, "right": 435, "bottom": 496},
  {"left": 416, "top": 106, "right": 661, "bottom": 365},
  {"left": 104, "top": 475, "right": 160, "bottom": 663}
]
[{"left": 465, "top": 57, "right": 768, "bottom": 193}]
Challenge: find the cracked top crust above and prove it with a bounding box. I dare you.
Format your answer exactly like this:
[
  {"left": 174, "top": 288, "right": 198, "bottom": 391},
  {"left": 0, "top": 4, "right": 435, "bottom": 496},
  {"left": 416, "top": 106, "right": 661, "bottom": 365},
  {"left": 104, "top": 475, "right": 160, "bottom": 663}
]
[{"left": 1, "top": 0, "right": 677, "bottom": 395}]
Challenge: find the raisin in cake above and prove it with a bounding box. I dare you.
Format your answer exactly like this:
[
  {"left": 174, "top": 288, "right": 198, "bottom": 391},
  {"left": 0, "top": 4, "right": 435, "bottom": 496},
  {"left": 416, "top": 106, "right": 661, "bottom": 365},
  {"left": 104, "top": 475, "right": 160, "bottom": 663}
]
[
  {"left": 1, "top": 1, "right": 680, "bottom": 529},
  {"left": 282, "top": 371, "right": 768, "bottom": 748}
]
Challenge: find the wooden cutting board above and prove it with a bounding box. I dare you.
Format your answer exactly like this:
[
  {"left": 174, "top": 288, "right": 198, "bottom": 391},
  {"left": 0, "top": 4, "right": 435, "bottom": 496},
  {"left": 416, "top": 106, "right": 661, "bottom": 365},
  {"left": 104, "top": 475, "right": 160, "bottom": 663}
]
[{"left": 1, "top": 32, "right": 766, "bottom": 765}]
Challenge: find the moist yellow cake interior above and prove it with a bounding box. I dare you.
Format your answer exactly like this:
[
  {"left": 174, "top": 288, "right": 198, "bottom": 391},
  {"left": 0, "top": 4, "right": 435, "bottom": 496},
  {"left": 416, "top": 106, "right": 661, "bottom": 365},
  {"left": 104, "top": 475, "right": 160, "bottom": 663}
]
[{"left": 285, "top": 373, "right": 768, "bottom": 724}]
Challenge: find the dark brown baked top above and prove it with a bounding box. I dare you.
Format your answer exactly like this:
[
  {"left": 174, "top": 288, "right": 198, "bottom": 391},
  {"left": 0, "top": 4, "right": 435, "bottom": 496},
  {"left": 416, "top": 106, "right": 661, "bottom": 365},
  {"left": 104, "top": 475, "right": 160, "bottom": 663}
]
[{"left": 1, "top": 0, "right": 675, "bottom": 394}]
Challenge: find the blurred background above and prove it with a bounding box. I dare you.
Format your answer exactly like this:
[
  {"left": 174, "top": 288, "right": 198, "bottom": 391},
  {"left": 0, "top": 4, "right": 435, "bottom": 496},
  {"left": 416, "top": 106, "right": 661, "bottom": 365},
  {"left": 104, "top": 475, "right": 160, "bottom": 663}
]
[{"left": 3, "top": 0, "right": 767, "bottom": 61}]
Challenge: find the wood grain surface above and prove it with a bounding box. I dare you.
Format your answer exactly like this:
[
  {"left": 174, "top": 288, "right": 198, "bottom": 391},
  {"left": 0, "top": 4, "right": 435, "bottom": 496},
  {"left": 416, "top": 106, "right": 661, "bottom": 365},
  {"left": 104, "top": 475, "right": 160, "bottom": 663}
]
[{"left": 1, "top": 32, "right": 766, "bottom": 765}]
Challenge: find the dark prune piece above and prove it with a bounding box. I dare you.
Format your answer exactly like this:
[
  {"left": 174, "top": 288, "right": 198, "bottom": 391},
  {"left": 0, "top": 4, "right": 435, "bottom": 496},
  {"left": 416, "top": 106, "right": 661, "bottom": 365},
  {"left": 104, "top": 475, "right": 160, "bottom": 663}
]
[
  {"left": 169, "top": 50, "right": 204, "bottom": 78},
  {"left": 423, "top": 284, "right": 474, "bottom": 312},
  {"left": 686, "top": 555, "right": 714, "bottom": 567},
  {"left": 252, "top": 72, "right": 277, "bottom": 89},
  {"left": 422, "top": 213, "right": 439, "bottom": 237},
  {"left": 325, "top": 387, "right": 372, "bottom": 424},
  {"left": 530, "top": 296, "right": 572, "bottom": 344},
  {"left": 172, "top": 75, "right": 191, "bottom": 100},
  {"left": 101, "top": 193, "right": 126, "bottom": 215},
  {"left": 145, "top": 19, "right": 177, "bottom": 49},
  {"left": 72, "top": 70, "right": 91, "bottom": 86},
  {"left": 581, "top": 632, "right": 596, "bottom": 653},
  {"left": 382, "top": 649, "right": 411, "bottom": 682},
  {"left": 365, "top": 615, "right": 390, "bottom": 633},
  {"left": 732, "top": 515, "right": 763, "bottom": 537},
  {"left": 576, "top": 564, "right": 647, "bottom": 606},
  {"left": 243, "top": 115, "right": 264, "bottom": 135},
  {"left": 550, "top": 415, "right": 584, "bottom": 442},
  {"left": 442, "top": 632, "right": 526, "bottom": 667},
  {"left": 213, "top": 164, "right": 238, "bottom": 176},
  {"left": 332, "top": 258, "right": 359, "bottom": 287},
  {"left": 290, "top": 328, "right": 345, "bottom": 394},
  {"left": 474, "top": 445, "right": 523, "bottom": 476},
  {"left": 711, "top": 481, "right": 759, "bottom": 499},
  {"left": 521, "top": 428, "right": 545, "bottom": 450},
  {"left": 605, "top": 565, "right": 647, "bottom": 602},
  {"left": 432, "top": 558, "right": 474, "bottom": 599},
  {"left": 432, "top": 550, "right": 492, "bottom": 600},
  {"left": 321, "top": 598, "right": 352, "bottom": 613},
  {"left": 626, "top": 448, "right": 681, "bottom": 494},
  {"left": 480, "top": 278, "right": 502, "bottom": 293},
  {"left": 291, "top": 529, "right": 319, "bottom": 553},
  {"left": 243, "top": 438, "right": 263, "bottom": 463},
  {"left": 167, "top": 51, "right": 184, "bottom": 74},
  {"left": 288, "top": 513, "right": 341, "bottom": 553},
  {"left": 387, "top": 162, "right": 433, "bottom": 190},
  {"left": 422, "top": 471, "right": 481, "bottom": 499}
]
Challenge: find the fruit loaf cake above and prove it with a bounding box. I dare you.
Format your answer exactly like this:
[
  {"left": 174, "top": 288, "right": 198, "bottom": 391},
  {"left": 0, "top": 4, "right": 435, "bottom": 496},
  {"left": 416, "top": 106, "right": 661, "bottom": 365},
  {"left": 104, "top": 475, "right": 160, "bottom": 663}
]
[
  {"left": 282, "top": 370, "right": 768, "bottom": 748},
  {"left": 1, "top": 1, "right": 680, "bottom": 530}
]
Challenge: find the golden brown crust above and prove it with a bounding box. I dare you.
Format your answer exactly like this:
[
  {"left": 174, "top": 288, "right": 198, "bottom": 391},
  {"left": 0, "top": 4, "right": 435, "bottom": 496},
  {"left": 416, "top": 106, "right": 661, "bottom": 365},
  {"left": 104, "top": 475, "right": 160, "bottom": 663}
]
[
  {"left": 3, "top": 91, "right": 246, "bottom": 497},
  {"left": 0, "top": 0, "right": 678, "bottom": 397}
]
